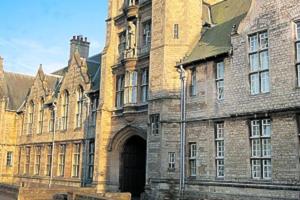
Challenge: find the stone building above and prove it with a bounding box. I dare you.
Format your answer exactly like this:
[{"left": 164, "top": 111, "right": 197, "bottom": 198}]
[
  {"left": 96, "top": 0, "right": 300, "bottom": 199},
  {"left": 0, "top": 57, "right": 35, "bottom": 184},
  {"left": 0, "top": 36, "right": 101, "bottom": 188}
]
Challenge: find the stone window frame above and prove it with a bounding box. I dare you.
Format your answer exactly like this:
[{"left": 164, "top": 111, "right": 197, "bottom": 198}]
[
  {"left": 250, "top": 118, "right": 272, "bottom": 180},
  {"left": 168, "top": 152, "right": 176, "bottom": 171},
  {"left": 140, "top": 68, "right": 149, "bottom": 103},
  {"left": 46, "top": 145, "right": 52, "bottom": 176},
  {"left": 150, "top": 114, "right": 160, "bottom": 136},
  {"left": 58, "top": 144, "right": 66, "bottom": 177},
  {"left": 215, "top": 122, "right": 225, "bottom": 178},
  {"left": 34, "top": 146, "right": 42, "bottom": 175},
  {"left": 27, "top": 100, "right": 34, "bottom": 135},
  {"left": 72, "top": 143, "right": 81, "bottom": 178},
  {"left": 190, "top": 68, "right": 197, "bottom": 97},
  {"left": 25, "top": 147, "right": 31, "bottom": 175},
  {"left": 62, "top": 90, "right": 69, "bottom": 131},
  {"left": 188, "top": 142, "right": 197, "bottom": 177},
  {"left": 6, "top": 151, "right": 13, "bottom": 167},
  {"left": 295, "top": 21, "right": 300, "bottom": 87},
  {"left": 215, "top": 61, "right": 225, "bottom": 100},
  {"left": 248, "top": 31, "right": 270, "bottom": 95},
  {"left": 37, "top": 98, "right": 44, "bottom": 134},
  {"left": 115, "top": 74, "right": 125, "bottom": 109},
  {"left": 75, "top": 86, "right": 84, "bottom": 129},
  {"left": 88, "top": 141, "right": 95, "bottom": 180}
]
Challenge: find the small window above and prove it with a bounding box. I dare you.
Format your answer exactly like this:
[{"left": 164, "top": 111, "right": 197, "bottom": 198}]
[
  {"left": 62, "top": 91, "right": 69, "bottom": 131},
  {"left": 34, "top": 146, "right": 41, "bottom": 175},
  {"left": 49, "top": 110, "right": 55, "bottom": 133},
  {"left": 216, "top": 62, "right": 224, "bottom": 100},
  {"left": 215, "top": 122, "right": 225, "bottom": 178},
  {"left": 25, "top": 147, "right": 31, "bottom": 175},
  {"left": 141, "top": 69, "right": 149, "bottom": 103},
  {"left": 174, "top": 24, "right": 179, "bottom": 39},
  {"left": 58, "top": 144, "right": 66, "bottom": 176},
  {"left": 168, "top": 152, "right": 176, "bottom": 170},
  {"left": 116, "top": 75, "right": 125, "bottom": 108},
  {"left": 150, "top": 114, "right": 160, "bottom": 135},
  {"left": 72, "top": 144, "right": 81, "bottom": 177},
  {"left": 46, "top": 145, "right": 52, "bottom": 176},
  {"left": 88, "top": 141, "right": 95, "bottom": 180},
  {"left": 189, "top": 143, "right": 197, "bottom": 177},
  {"left": 190, "top": 69, "right": 196, "bottom": 96},
  {"left": 27, "top": 101, "right": 34, "bottom": 134},
  {"left": 6, "top": 152, "right": 13, "bottom": 167}
]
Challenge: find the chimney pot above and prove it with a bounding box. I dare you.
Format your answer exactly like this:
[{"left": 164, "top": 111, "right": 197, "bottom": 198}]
[{"left": 84, "top": 37, "right": 87, "bottom": 42}]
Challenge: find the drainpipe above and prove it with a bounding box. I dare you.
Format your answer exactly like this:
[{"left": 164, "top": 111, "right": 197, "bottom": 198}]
[
  {"left": 178, "top": 65, "right": 186, "bottom": 199},
  {"left": 49, "top": 103, "right": 57, "bottom": 188}
]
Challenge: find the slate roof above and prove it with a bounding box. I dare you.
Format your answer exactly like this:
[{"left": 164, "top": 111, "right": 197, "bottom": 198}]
[
  {"left": 3, "top": 72, "right": 35, "bottom": 110},
  {"left": 182, "top": 0, "right": 252, "bottom": 65}
]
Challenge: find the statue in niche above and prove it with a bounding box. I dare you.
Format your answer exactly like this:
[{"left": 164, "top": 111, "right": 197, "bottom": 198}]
[{"left": 126, "top": 21, "right": 136, "bottom": 57}]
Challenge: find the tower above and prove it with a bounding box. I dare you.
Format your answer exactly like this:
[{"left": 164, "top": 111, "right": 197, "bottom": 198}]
[{"left": 95, "top": 0, "right": 205, "bottom": 197}]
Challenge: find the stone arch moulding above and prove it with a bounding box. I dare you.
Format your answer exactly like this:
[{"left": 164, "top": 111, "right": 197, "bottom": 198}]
[{"left": 107, "top": 125, "right": 147, "bottom": 152}]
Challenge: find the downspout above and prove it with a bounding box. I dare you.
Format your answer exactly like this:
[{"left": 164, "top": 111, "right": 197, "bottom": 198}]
[{"left": 178, "top": 65, "right": 187, "bottom": 198}]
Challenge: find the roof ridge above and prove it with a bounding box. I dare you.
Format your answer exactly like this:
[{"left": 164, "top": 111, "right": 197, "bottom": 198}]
[{"left": 4, "top": 71, "right": 35, "bottom": 78}]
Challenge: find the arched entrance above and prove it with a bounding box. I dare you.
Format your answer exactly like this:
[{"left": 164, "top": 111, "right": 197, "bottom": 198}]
[{"left": 119, "top": 135, "right": 146, "bottom": 198}]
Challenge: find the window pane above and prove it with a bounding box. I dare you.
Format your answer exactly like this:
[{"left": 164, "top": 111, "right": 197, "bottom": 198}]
[
  {"left": 297, "top": 65, "right": 300, "bottom": 87},
  {"left": 217, "top": 159, "right": 224, "bottom": 177},
  {"left": 262, "top": 139, "right": 271, "bottom": 157},
  {"left": 250, "top": 53, "right": 259, "bottom": 72},
  {"left": 260, "top": 51, "right": 269, "bottom": 70},
  {"left": 252, "top": 159, "right": 261, "bottom": 178},
  {"left": 217, "top": 62, "right": 224, "bottom": 79},
  {"left": 250, "top": 73, "right": 259, "bottom": 95},
  {"left": 261, "top": 71, "right": 270, "bottom": 93},
  {"left": 249, "top": 35, "right": 258, "bottom": 52},
  {"left": 263, "top": 160, "right": 272, "bottom": 179},
  {"left": 251, "top": 120, "right": 260, "bottom": 137},
  {"left": 260, "top": 32, "right": 268, "bottom": 49},
  {"left": 251, "top": 139, "right": 261, "bottom": 157},
  {"left": 217, "top": 80, "right": 224, "bottom": 100},
  {"left": 262, "top": 119, "right": 271, "bottom": 137},
  {"left": 216, "top": 123, "right": 224, "bottom": 139}
]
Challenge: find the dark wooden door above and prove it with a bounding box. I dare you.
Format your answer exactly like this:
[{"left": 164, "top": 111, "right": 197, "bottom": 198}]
[{"left": 120, "top": 136, "right": 146, "bottom": 197}]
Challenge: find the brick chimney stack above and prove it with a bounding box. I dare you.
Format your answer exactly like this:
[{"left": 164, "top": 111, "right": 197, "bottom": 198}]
[{"left": 70, "top": 35, "right": 90, "bottom": 59}]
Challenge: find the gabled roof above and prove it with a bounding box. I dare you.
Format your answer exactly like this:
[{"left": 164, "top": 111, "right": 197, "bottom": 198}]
[
  {"left": 182, "top": 0, "right": 252, "bottom": 65},
  {"left": 3, "top": 72, "right": 35, "bottom": 110}
]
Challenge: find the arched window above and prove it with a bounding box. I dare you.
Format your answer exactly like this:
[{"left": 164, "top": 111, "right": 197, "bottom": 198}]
[
  {"left": 27, "top": 101, "right": 34, "bottom": 134},
  {"left": 62, "top": 90, "right": 69, "bottom": 130},
  {"left": 75, "top": 86, "right": 84, "bottom": 128},
  {"left": 38, "top": 98, "right": 44, "bottom": 134}
]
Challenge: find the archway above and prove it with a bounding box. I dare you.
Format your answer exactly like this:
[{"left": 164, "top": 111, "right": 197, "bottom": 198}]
[{"left": 119, "top": 135, "right": 146, "bottom": 198}]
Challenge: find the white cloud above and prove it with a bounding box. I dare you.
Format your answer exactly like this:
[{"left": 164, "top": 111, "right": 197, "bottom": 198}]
[{"left": 0, "top": 37, "right": 67, "bottom": 75}]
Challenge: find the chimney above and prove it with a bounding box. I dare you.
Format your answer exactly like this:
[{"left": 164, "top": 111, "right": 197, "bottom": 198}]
[{"left": 70, "top": 35, "right": 90, "bottom": 59}]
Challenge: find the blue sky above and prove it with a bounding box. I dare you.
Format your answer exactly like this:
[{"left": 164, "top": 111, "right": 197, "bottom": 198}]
[{"left": 0, "top": 0, "right": 107, "bottom": 75}]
